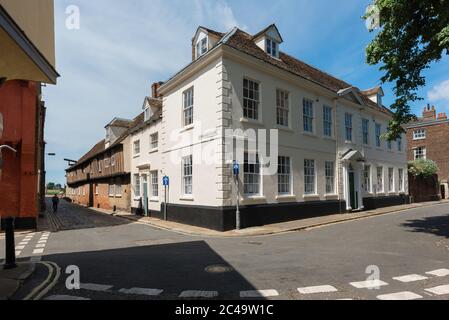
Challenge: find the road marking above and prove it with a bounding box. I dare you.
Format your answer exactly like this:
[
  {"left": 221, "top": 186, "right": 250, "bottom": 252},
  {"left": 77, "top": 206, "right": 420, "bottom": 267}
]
[
  {"left": 426, "top": 269, "right": 449, "bottom": 277},
  {"left": 19, "top": 242, "right": 29, "bottom": 246},
  {"left": 337, "top": 298, "right": 353, "bottom": 300},
  {"left": 179, "top": 291, "right": 218, "bottom": 298},
  {"left": 350, "top": 280, "right": 388, "bottom": 289},
  {"left": 425, "top": 284, "right": 449, "bottom": 295},
  {"left": 45, "top": 295, "right": 91, "bottom": 301},
  {"left": 119, "top": 288, "right": 163, "bottom": 296},
  {"left": 35, "top": 243, "right": 46, "bottom": 248},
  {"left": 240, "top": 290, "right": 279, "bottom": 298},
  {"left": 33, "top": 249, "right": 44, "bottom": 254},
  {"left": 15, "top": 245, "right": 25, "bottom": 250},
  {"left": 377, "top": 291, "right": 423, "bottom": 300},
  {"left": 80, "top": 283, "right": 113, "bottom": 292},
  {"left": 393, "top": 274, "right": 428, "bottom": 283},
  {"left": 15, "top": 250, "right": 22, "bottom": 256},
  {"left": 297, "top": 285, "right": 338, "bottom": 294}
]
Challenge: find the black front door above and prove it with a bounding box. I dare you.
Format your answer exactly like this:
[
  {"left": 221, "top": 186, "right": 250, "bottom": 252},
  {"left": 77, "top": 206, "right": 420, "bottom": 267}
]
[{"left": 349, "top": 171, "right": 358, "bottom": 210}]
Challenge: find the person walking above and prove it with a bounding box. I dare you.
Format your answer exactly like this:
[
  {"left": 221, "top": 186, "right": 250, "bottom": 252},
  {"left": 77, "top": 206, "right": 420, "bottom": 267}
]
[{"left": 52, "top": 194, "right": 59, "bottom": 213}]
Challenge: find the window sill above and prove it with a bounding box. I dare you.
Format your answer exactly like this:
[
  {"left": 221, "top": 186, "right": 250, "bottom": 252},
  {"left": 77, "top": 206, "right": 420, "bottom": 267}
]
[
  {"left": 324, "top": 194, "right": 339, "bottom": 200},
  {"left": 303, "top": 194, "right": 320, "bottom": 201},
  {"left": 376, "top": 192, "right": 386, "bottom": 196},
  {"left": 242, "top": 195, "right": 266, "bottom": 201},
  {"left": 302, "top": 132, "right": 317, "bottom": 138},
  {"left": 115, "top": 195, "right": 122, "bottom": 198},
  {"left": 322, "top": 136, "right": 336, "bottom": 141},
  {"left": 180, "top": 196, "right": 194, "bottom": 201},
  {"left": 240, "top": 117, "right": 265, "bottom": 127},
  {"left": 180, "top": 124, "right": 195, "bottom": 133},
  {"left": 133, "top": 154, "right": 141, "bottom": 159},
  {"left": 273, "top": 125, "right": 294, "bottom": 133},
  {"left": 276, "top": 194, "right": 296, "bottom": 200},
  {"left": 150, "top": 197, "right": 159, "bottom": 202},
  {"left": 149, "top": 148, "right": 159, "bottom": 154}
]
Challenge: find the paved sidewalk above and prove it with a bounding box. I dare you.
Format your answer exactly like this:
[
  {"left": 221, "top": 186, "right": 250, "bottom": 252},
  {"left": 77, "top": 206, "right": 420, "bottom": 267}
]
[
  {"left": 0, "top": 263, "right": 35, "bottom": 300},
  {"left": 89, "top": 200, "right": 449, "bottom": 238}
]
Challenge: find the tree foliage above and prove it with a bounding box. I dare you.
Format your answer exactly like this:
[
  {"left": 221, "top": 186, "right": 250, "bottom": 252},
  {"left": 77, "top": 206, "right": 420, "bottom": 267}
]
[
  {"left": 365, "top": 0, "right": 449, "bottom": 140},
  {"left": 408, "top": 159, "right": 439, "bottom": 177}
]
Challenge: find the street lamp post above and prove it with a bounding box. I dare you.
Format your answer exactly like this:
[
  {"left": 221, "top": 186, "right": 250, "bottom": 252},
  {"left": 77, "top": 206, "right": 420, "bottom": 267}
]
[{"left": 1, "top": 145, "right": 18, "bottom": 269}]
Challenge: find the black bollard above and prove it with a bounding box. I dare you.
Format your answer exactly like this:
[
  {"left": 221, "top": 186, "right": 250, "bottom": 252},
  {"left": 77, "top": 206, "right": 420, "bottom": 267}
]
[{"left": 3, "top": 217, "right": 17, "bottom": 270}]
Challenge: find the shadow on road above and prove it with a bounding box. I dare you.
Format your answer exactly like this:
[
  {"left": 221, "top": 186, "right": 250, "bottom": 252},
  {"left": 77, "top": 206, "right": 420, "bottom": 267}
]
[
  {"left": 45, "top": 240, "right": 261, "bottom": 300},
  {"left": 401, "top": 213, "right": 449, "bottom": 238}
]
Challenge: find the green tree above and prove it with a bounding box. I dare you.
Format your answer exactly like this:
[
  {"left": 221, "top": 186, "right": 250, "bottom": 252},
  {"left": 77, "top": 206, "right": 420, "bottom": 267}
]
[
  {"left": 365, "top": 0, "right": 449, "bottom": 140},
  {"left": 47, "top": 182, "right": 55, "bottom": 190}
]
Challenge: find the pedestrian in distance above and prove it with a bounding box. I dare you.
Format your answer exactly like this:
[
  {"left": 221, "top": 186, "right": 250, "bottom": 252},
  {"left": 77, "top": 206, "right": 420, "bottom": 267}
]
[{"left": 52, "top": 194, "right": 59, "bottom": 213}]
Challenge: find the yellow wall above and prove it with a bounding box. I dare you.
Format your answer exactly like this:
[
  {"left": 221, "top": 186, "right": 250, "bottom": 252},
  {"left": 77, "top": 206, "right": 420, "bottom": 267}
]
[{"left": 0, "top": 0, "right": 55, "bottom": 67}]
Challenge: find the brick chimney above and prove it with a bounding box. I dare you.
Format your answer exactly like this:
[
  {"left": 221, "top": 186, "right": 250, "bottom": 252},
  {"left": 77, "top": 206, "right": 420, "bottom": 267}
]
[
  {"left": 151, "top": 82, "right": 163, "bottom": 98},
  {"left": 438, "top": 112, "right": 448, "bottom": 120},
  {"left": 423, "top": 104, "right": 436, "bottom": 120}
]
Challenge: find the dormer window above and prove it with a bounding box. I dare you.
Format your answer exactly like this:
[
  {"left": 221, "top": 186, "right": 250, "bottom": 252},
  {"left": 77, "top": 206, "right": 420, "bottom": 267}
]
[
  {"left": 377, "top": 93, "right": 382, "bottom": 106},
  {"left": 266, "top": 38, "right": 278, "bottom": 58},
  {"left": 144, "top": 107, "right": 151, "bottom": 121},
  {"left": 196, "top": 37, "right": 208, "bottom": 58}
]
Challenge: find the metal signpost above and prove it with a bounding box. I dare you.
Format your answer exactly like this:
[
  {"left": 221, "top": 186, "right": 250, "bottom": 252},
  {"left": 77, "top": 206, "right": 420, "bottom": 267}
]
[
  {"left": 233, "top": 161, "right": 241, "bottom": 230},
  {"left": 163, "top": 176, "right": 169, "bottom": 221}
]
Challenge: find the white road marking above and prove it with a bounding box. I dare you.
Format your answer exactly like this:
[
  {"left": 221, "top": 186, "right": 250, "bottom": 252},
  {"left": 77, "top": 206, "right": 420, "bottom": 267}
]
[
  {"left": 32, "top": 248, "right": 44, "bottom": 254},
  {"left": 18, "top": 242, "right": 29, "bottom": 246},
  {"left": 337, "top": 298, "right": 353, "bottom": 300},
  {"left": 297, "top": 285, "right": 338, "bottom": 294},
  {"left": 377, "top": 291, "right": 423, "bottom": 300},
  {"left": 393, "top": 274, "right": 428, "bottom": 283},
  {"left": 80, "top": 283, "right": 113, "bottom": 292},
  {"left": 38, "top": 240, "right": 47, "bottom": 244},
  {"left": 15, "top": 245, "right": 25, "bottom": 250},
  {"left": 425, "top": 284, "right": 449, "bottom": 295},
  {"left": 35, "top": 243, "right": 46, "bottom": 248},
  {"left": 179, "top": 291, "right": 218, "bottom": 298},
  {"left": 349, "top": 280, "right": 388, "bottom": 289},
  {"left": 426, "top": 269, "right": 449, "bottom": 277},
  {"left": 240, "top": 290, "right": 279, "bottom": 298},
  {"left": 119, "top": 288, "right": 163, "bottom": 296},
  {"left": 15, "top": 250, "right": 22, "bottom": 256},
  {"left": 45, "top": 295, "right": 91, "bottom": 301}
]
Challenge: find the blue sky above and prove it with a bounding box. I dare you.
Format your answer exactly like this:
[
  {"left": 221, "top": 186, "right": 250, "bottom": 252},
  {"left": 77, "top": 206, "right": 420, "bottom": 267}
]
[{"left": 43, "top": 0, "right": 449, "bottom": 185}]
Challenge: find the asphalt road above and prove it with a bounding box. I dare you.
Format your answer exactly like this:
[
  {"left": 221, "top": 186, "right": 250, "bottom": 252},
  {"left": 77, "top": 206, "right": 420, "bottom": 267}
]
[{"left": 2, "top": 199, "right": 449, "bottom": 300}]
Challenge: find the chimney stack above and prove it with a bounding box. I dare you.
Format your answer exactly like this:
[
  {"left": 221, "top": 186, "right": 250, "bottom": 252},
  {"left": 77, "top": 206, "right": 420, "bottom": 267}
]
[
  {"left": 423, "top": 104, "right": 437, "bottom": 120},
  {"left": 438, "top": 112, "right": 447, "bottom": 120},
  {"left": 151, "top": 82, "right": 163, "bottom": 98}
]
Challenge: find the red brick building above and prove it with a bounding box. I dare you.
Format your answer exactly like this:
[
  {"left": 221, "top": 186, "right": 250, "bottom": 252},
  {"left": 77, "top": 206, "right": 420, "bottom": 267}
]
[{"left": 405, "top": 105, "right": 449, "bottom": 198}]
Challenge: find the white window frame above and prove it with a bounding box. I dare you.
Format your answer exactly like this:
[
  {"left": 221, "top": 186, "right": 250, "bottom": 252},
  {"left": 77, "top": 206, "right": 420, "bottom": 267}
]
[
  {"left": 304, "top": 159, "right": 316, "bottom": 195},
  {"left": 398, "top": 137, "right": 402, "bottom": 152},
  {"left": 414, "top": 147, "right": 426, "bottom": 160},
  {"left": 182, "top": 155, "right": 193, "bottom": 196},
  {"left": 108, "top": 184, "right": 115, "bottom": 197},
  {"left": 115, "top": 184, "right": 122, "bottom": 197},
  {"left": 150, "top": 133, "right": 159, "bottom": 150},
  {"left": 244, "top": 152, "right": 261, "bottom": 196},
  {"left": 363, "top": 165, "right": 371, "bottom": 193},
  {"left": 265, "top": 37, "right": 278, "bottom": 58},
  {"left": 345, "top": 113, "right": 353, "bottom": 142},
  {"left": 376, "top": 167, "right": 384, "bottom": 193},
  {"left": 325, "top": 161, "right": 335, "bottom": 194},
  {"left": 183, "top": 87, "right": 194, "bottom": 126},
  {"left": 413, "top": 129, "right": 426, "bottom": 140},
  {"left": 303, "top": 98, "right": 314, "bottom": 133},
  {"left": 151, "top": 170, "right": 159, "bottom": 198},
  {"left": 134, "top": 174, "right": 141, "bottom": 198},
  {"left": 243, "top": 78, "right": 260, "bottom": 120},
  {"left": 323, "top": 105, "right": 333, "bottom": 137},
  {"left": 277, "top": 156, "right": 291, "bottom": 195},
  {"left": 388, "top": 167, "right": 394, "bottom": 192},
  {"left": 133, "top": 140, "right": 141, "bottom": 157},
  {"left": 196, "top": 36, "right": 208, "bottom": 58},
  {"left": 276, "top": 89, "right": 289, "bottom": 127},
  {"left": 362, "top": 118, "right": 369, "bottom": 145},
  {"left": 375, "top": 123, "right": 382, "bottom": 148},
  {"left": 398, "top": 168, "right": 405, "bottom": 192}
]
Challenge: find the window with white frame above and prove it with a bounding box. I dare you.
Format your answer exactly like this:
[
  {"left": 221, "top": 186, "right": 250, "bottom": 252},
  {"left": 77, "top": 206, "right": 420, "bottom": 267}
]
[
  {"left": 266, "top": 38, "right": 278, "bottom": 58},
  {"left": 243, "top": 79, "right": 260, "bottom": 120},
  {"left": 398, "top": 168, "right": 404, "bottom": 192},
  {"left": 134, "top": 174, "right": 140, "bottom": 198},
  {"left": 388, "top": 168, "right": 394, "bottom": 192},
  {"left": 276, "top": 89, "right": 289, "bottom": 126},
  {"left": 325, "top": 161, "right": 335, "bottom": 194},
  {"left": 108, "top": 184, "right": 115, "bottom": 197},
  {"left": 375, "top": 123, "right": 382, "bottom": 147},
  {"left": 277, "top": 156, "right": 291, "bottom": 195},
  {"left": 363, "top": 165, "right": 371, "bottom": 192},
  {"left": 398, "top": 137, "right": 402, "bottom": 152},
  {"left": 304, "top": 159, "right": 316, "bottom": 195},
  {"left": 376, "top": 167, "right": 384, "bottom": 193},
  {"left": 196, "top": 37, "right": 208, "bottom": 58},
  {"left": 244, "top": 152, "right": 260, "bottom": 195},
  {"left": 133, "top": 140, "right": 140, "bottom": 156},
  {"left": 115, "top": 184, "right": 122, "bottom": 197},
  {"left": 414, "top": 147, "right": 426, "bottom": 160},
  {"left": 183, "top": 87, "right": 194, "bottom": 126},
  {"left": 303, "top": 98, "right": 314, "bottom": 133},
  {"left": 345, "top": 113, "right": 353, "bottom": 142},
  {"left": 150, "top": 133, "right": 158, "bottom": 150},
  {"left": 182, "top": 155, "right": 193, "bottom": 195},
  {"left": 323, "top": 105, "right": 333, "bottom": 137},
  {"left": 362, "top": 118, "right": 369, "bottom": 145},
  {"left": 413, "top": 129, "right": 426, "bottom": 140},
  {"left": 144, "top": 107, "right": 151, "bottom": 121},
  {"left": 151, "top": 171, "right": 158, "bottom": 197}
]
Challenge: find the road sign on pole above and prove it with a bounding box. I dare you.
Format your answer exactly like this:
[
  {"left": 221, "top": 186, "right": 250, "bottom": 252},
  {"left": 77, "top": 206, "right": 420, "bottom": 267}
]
[{"left": 233, "top": 161, "right": 241, "bottom": 230}]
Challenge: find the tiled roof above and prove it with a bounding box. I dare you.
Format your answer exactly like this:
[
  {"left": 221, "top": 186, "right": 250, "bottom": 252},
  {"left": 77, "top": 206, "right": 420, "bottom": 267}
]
[
  {"left": 76, "top": 139, "right": 105, "bottom": 166},
  {"left": 360, "top": 86, "right": 382, "bottom": 97},
  {"left": 198, "top": 26, "right": 225, "bottom": 38}
]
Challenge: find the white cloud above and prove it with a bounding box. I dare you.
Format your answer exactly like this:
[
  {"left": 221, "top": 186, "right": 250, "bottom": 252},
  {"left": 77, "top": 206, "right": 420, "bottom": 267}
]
[{"left": 428, "top": 79, "right": 449, "bottom": 102}]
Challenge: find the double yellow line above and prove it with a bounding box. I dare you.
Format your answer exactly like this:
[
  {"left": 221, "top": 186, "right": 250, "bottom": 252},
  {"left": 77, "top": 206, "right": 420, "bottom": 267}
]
[{"left": 23, "top": 261, "right": 61, "bottom": 300}]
